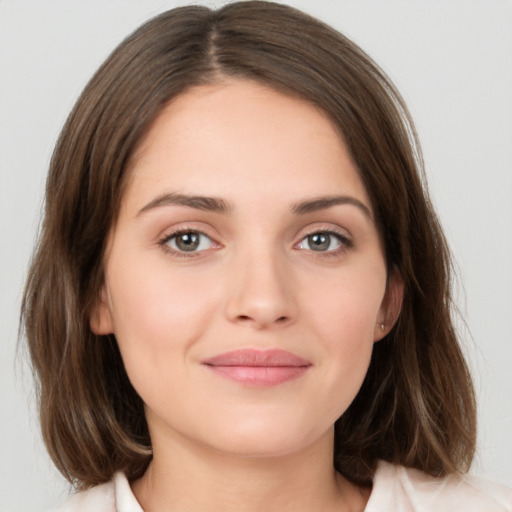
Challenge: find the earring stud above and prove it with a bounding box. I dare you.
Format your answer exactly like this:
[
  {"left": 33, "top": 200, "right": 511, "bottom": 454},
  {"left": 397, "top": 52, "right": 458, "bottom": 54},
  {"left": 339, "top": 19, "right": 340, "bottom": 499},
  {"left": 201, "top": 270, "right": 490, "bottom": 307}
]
[{"left": 380, "top": 323, "right": 385, "bottom": 331}]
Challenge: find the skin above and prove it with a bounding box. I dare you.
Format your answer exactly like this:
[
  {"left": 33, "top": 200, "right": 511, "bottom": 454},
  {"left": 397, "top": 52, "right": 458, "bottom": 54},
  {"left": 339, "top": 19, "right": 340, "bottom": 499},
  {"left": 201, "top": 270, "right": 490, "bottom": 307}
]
[{"left": 91, "top": 79, "right": 402, "bottom": 512}]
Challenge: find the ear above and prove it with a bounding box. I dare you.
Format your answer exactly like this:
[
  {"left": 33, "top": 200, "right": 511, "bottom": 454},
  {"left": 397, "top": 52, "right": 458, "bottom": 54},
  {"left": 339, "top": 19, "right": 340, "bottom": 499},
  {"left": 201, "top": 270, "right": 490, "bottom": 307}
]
[
  {"left": 374, "top": 269, "right": 404, "bottom": 342},
  {"left": 89, "top": 285, "right": 114, "bottom": 335}
]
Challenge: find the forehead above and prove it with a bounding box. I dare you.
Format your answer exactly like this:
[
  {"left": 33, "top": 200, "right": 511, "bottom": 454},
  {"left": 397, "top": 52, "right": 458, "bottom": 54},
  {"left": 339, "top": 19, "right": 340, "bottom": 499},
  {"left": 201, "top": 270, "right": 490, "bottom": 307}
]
[{"left": 123, "top": 79, "right": 371, "bottom": 213}]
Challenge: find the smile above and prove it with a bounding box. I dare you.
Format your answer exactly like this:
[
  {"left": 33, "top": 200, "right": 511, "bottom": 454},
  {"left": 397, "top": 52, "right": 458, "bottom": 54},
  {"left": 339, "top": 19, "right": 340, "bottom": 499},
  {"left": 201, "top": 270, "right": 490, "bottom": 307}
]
[{"left": 201, "top": 349, "right": 312, "bottom": 387}]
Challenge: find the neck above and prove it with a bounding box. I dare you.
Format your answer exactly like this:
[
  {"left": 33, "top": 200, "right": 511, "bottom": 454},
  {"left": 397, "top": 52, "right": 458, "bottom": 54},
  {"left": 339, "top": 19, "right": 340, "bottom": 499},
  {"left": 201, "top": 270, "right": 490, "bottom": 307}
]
[{"left": 131, "top": 428, "right": 369, "bottom": 512}]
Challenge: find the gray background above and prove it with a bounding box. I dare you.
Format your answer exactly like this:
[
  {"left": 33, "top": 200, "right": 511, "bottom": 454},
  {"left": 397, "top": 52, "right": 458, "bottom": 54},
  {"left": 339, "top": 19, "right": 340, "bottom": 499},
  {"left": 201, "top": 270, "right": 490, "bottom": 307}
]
[{"left": 1, "top": 0, "right": 511, "bottom": 510}]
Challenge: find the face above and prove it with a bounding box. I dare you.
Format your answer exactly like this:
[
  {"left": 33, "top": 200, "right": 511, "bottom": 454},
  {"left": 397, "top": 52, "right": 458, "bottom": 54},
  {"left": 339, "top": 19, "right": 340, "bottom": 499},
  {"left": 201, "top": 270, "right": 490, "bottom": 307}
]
[{"left": 92, "top": 79, "right": 402, "bottom": 458}]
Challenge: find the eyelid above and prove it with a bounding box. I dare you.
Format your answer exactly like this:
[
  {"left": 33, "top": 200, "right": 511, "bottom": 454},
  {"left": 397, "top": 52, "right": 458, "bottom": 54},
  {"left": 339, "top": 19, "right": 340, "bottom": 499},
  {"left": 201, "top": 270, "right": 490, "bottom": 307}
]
[
  {"left": 295, "top": 223, "right": 353, "bottom": 243},
  {"left": 156, "top": 222, "right": 354, "bottom": 258},
  {"left": 157, "top": 225, "right": 222, "bottom": 257},
  {"left": 293, "top": 224, "right": 354, "bottom": 253}
]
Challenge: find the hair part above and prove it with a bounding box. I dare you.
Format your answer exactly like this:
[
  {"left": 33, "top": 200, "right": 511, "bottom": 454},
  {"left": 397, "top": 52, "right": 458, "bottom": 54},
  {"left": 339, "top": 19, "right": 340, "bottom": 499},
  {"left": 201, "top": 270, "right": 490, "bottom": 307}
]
[{"left": 21, "top": 1, "right": 476, "bottom": 490}]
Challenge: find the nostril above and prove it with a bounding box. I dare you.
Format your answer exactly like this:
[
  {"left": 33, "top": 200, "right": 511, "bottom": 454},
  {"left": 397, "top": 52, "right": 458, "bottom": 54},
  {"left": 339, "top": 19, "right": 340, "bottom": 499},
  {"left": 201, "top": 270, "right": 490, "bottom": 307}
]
[{"left": 235, "top": 314, "right": 289, "bottom": 325}]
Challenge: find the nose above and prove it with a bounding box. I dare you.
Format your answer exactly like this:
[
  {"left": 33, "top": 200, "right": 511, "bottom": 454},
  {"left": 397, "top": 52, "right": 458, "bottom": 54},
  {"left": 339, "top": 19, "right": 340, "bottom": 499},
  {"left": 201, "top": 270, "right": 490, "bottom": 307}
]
[{"left": 225, "top": 247, "right": 297, "bottom": 330}]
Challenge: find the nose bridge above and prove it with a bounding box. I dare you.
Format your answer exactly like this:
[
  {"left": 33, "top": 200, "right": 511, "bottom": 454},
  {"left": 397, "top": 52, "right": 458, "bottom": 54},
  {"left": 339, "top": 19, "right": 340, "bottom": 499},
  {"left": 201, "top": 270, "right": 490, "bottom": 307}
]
[{"left": 225, "top": 236, "right": 296, "bottom": 328}]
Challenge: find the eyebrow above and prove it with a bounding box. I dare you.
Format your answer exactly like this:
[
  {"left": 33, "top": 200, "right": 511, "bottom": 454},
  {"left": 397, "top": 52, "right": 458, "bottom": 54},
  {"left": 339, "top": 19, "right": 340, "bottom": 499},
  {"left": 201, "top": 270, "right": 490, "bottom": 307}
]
[
  {"left": 137, "top": 192, "right": 371, "bottom": 219},
  {"left": 137, "top": 192, "right": 231, "bottom": 216},
  {"left": 291, "top": 195, "right": 372, "bottom": 219}
]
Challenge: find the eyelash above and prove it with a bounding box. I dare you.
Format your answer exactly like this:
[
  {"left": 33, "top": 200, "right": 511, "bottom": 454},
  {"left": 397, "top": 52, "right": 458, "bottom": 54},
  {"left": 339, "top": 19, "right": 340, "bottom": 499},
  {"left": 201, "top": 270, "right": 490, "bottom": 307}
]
[
  {"left": 158, "top": 227, "right": 218, "bottom": 258},
  {"left": 157, "top": 227, "right": 353, "bottom": 258},
  {"left": 295, "top": 228, "right": 353, "bottom": 258}
]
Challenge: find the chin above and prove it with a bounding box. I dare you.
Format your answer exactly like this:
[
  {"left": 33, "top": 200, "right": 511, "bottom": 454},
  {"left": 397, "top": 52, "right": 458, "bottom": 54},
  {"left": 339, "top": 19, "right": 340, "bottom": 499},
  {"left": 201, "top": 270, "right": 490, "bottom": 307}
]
[{"left": 198, "top": 416, "right": 332, "bottom": 459}]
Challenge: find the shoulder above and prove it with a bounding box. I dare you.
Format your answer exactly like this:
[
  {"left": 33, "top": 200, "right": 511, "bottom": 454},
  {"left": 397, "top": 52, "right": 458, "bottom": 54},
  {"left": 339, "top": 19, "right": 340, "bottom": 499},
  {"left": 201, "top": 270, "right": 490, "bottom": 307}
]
[
  {"left": 53, "top": 480, "right": 115, "bottom": 512},
  {"left": 366, "top": 460, "right": 512, "bottom": 512},
  {"left": 53, "top": 473, "right": 142, "bottom": 512}
]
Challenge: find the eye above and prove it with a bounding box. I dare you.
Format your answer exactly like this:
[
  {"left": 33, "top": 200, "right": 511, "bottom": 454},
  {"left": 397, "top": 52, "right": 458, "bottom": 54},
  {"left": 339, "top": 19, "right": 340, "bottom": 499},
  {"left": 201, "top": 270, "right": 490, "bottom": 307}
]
[
  {"left": 297, "top": 231, "right": 348, "bottom": 252},
  {"left": 162, "top": 230, "right": 215, "bottom": 253}
]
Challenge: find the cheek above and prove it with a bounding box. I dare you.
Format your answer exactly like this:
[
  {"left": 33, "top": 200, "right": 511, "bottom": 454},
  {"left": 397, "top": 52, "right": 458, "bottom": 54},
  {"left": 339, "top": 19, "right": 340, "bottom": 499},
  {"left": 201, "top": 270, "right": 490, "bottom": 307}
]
[
  {"left": 301, "top": 263, "right": 386, "bottom": 406},
  {"left": 105, "top": 255, "right": 220, "bottom": 379},
  {"left": 303, "top": 261, "right": 386, "bottom": 343}
]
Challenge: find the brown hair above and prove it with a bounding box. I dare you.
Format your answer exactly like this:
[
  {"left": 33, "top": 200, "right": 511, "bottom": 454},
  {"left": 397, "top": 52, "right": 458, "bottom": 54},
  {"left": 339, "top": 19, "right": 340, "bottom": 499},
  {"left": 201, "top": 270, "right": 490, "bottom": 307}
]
[{"left": 21, "top": 1, "right": 476, "bottom": 489}]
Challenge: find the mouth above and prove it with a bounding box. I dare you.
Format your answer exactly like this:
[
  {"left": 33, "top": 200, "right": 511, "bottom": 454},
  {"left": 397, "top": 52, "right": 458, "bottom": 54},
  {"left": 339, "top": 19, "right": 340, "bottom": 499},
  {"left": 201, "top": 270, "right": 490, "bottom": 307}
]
[{"left": 201, "top": 349, "right": 312, "bottom": 387}]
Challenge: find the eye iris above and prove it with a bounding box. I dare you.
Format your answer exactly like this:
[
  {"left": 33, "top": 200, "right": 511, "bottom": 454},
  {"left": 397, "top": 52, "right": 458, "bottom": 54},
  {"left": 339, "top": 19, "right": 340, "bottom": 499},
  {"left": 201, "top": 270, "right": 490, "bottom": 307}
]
[
  {"left": 176, "top": 232, "right": 200, "bottom": 251},
  {"left": 308, "top": 233, "right": 330, "bottom": 251}
]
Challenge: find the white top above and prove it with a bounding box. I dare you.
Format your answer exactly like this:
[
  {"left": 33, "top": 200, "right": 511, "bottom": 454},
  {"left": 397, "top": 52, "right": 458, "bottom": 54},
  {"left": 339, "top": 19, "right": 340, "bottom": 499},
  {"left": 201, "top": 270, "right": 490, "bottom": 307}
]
[{"left": 54, "top": 461, "right": 512, "bottom": 512}]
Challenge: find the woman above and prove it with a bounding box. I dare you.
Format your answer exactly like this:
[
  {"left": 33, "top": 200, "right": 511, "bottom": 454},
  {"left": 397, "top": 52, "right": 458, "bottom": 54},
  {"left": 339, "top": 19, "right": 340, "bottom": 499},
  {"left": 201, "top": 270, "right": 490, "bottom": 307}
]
[{"left": 20, "top": 2, "right": 512, "bottom": 510}]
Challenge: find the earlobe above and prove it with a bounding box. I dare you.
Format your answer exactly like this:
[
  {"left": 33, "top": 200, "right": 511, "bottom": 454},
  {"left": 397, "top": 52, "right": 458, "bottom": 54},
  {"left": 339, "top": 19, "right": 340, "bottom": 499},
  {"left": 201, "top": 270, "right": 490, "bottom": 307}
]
[
  {"left": 89, "top": 286, "right": 114, "bottom": 335},
  {"left": 374, "top": 270, "right": 404, "bottom": 341}
]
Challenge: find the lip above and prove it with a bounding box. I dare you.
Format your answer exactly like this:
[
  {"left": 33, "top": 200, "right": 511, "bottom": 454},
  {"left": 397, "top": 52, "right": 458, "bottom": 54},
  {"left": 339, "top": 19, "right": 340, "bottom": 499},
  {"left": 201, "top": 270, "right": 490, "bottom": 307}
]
[{"left": 201, "top": 349, "right": 312, "bottom": 387}]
